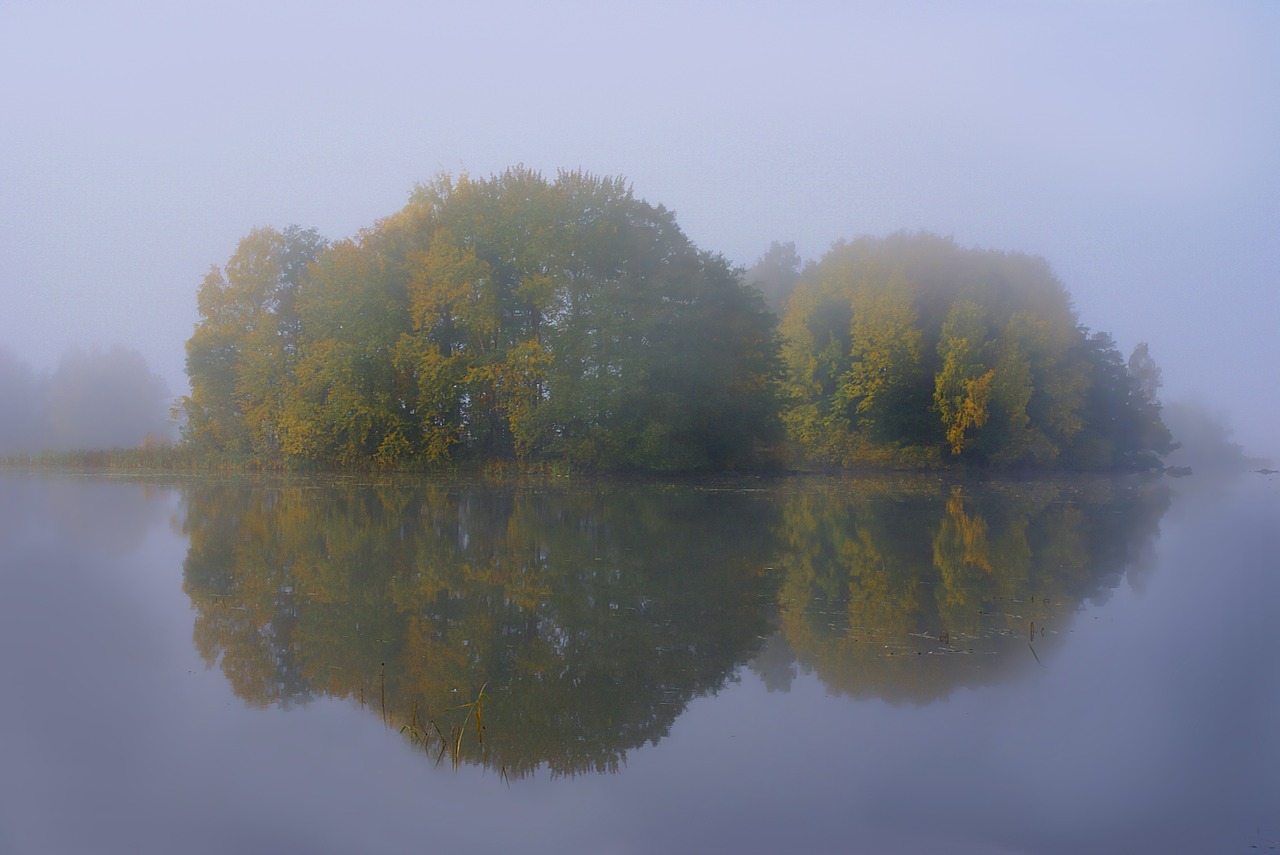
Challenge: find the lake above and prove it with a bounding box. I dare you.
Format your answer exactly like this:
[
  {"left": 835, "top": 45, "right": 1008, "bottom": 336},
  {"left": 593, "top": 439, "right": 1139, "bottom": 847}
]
[{"left": 1, "top": 469, "right": 1277, "bottom": 854}]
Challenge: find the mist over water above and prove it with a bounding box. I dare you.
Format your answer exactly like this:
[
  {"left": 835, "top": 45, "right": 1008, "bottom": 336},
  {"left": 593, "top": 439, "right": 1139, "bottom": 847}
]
[
  {"left": 2, "top": 5, "right": 1278, "bottom": 849},
  {"left": 2, "top": 470, "right": 1277, "bottom": 853}
]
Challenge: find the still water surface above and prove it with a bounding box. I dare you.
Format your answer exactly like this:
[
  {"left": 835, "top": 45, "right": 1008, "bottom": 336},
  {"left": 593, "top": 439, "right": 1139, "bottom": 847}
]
[{"left": 1, "top": 470, "right": 1277, "bottom": 854}]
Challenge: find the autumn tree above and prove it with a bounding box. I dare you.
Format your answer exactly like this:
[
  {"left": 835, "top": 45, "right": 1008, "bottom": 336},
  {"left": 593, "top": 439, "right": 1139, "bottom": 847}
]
[
  {"left": 183, "top": 225, "right": 326, "bottom": 461},
  {"left": 279, "top": 236, "right": 413, "bottom": 467},
  {"left": 934, "top": 301, "right": 995, "bottom": 456},
  {"left": 261, "top": 168, "right": 781, "bottom": 470},
  {"left": 181, "top": 189, "right": 1170, "bottom": 473},
  {"left": 778, "top": 232, "right": 1171, "bottom": 469}
]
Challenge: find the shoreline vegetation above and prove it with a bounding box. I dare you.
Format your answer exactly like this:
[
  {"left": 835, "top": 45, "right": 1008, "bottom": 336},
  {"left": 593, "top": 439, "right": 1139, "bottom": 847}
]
[
  {"left": 2, "top": 447, "right": 1267, "bottom": 480},
  {"left": 3, "top": 167, "right": 1233, "bottom": 476}
]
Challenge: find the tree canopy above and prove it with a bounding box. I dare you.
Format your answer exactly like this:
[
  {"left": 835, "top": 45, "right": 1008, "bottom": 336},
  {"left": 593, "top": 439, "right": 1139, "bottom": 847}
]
[
  {"left": 777, "top": 232, "right": 1173, "bottom": 469},
  {"left": 184, "top": 169, "right": 780, "bottom": 471},
  {"left": 182, "top": 172, "right": 1172, "bottom": 472}
]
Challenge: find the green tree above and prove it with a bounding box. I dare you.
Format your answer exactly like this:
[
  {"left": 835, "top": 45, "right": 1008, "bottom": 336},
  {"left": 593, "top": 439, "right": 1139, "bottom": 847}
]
[{"left": 1061, "top": 333, "right": 1174, "bottom": 470}]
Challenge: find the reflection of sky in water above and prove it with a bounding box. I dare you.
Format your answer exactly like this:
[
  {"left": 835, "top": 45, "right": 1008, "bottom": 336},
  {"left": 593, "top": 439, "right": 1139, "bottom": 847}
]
[{"left": 1, "top": 473, "right": 1276, "bottom": 854}]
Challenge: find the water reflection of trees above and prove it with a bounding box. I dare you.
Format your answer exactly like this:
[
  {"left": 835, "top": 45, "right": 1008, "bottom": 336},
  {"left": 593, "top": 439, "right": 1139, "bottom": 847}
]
[
  {"left": 759, "top": 477, "right": 1170, "bottom": 703},
  {"left": 182, "top": 479, "right": 780, "bottom": 776},
  {"left": 181, "top": 475, "right": 1168, "bottom": 774}
]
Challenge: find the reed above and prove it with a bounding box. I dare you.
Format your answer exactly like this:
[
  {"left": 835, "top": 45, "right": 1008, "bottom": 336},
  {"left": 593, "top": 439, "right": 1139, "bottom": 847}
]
[{"left": 397, "top": 683, "right": 495, "bottom": 772}]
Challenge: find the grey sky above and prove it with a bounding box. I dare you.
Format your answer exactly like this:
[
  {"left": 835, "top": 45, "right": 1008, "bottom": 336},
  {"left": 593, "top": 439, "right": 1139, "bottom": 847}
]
[{"left": 2, "top": 0, "right": 1276, "bottom": 453}]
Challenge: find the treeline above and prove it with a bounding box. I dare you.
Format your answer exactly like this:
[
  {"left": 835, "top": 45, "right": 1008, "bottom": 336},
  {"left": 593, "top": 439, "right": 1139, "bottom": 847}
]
[
  {"left": 184, "top": 169, "right": 777, "bottom": 471},
  {"left": 0, "top": 344, "right": 174, "bottom": 454},
  {"left": 771, "top": 234, "right": 1172, "bottom": 469},
  {"left": 183, "top": 167, "right": 1171, "bottom": 472}
]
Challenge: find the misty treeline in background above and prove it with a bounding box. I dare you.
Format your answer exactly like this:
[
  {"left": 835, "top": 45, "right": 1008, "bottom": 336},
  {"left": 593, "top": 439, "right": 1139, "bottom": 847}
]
[
  {"left": 0, "top": 344, "right": 172, "bottom": 454},
  {"left": 180, "top": 167, "right": 1191, "bottom": 473}
]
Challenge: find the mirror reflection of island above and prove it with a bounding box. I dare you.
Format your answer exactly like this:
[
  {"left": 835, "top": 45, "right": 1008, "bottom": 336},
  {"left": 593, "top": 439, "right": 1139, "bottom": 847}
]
[
  {"left": 752, "top": 478, "right": 1167, "bottom": 702},
  {"left": 181, "top": 476, "right": 1168, "bottom": 776}
]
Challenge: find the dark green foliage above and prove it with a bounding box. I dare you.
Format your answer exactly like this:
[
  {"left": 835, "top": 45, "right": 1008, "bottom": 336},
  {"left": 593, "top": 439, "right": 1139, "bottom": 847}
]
[{"left": 1060, "top": 332, "right": 1175, "bottom": 470}]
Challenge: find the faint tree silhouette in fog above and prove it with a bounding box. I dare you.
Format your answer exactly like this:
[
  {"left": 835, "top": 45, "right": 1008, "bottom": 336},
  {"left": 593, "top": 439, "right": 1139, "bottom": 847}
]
[
  {"left": 0, "top": 344, "right": 174, "bottom": 453},
  {"left": 0, "top": 345, "right": 47, "bottom": 452},
  {"left": 46, "top": 345, "right": 173, "bottom": 450}
]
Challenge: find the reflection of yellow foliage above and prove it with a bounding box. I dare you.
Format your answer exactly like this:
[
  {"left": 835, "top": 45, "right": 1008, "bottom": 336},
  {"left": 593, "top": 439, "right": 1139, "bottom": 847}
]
[
  {"left": 931, "top": 491, "right": 986, "bottom": 632},
  {"left": 181, "top": 477, "right": 780, "bottom": 776},
  {"left": 936, "top": 489, "right": 994, "bottom": 575},
  {"left": 398, "top": 613, "right": 478, "bottom": 708},
  {"left": 843, "top": 530, "right": 919, "bottom": 640},
  {"left": 180, "top": 475, "right": 1169, "bottom": 764},
  {"left": 770, "top": 477, "right": 1168, "bottom": 704},
  {"left": 931, "top": 488, "right": 1034, "bottom": 635}
]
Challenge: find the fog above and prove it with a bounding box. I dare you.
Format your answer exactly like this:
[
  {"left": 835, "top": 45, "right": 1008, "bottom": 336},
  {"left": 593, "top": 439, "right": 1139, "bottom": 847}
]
[
  {"left": 1162, "top": 397, "right": 1266, "bottom": 472},
  {"left": 0, "top": 344, "right": 173, "bottom": 453},
  {"left": 1, "top": 1, "right": 1276, "bottom": 457}
]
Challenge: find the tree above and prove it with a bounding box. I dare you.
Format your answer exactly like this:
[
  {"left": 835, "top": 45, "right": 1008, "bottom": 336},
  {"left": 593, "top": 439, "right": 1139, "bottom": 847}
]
[
  {"left": 180, "top": 191, "right": 1174, "bottom": 473},
  {"left": 744, "top": 240, "right": 803, "bottom": 314},
  {"left": 776, "top": 232, "right": 1172, "bottom": 470},
  {"left": 280, "top": 236, "right": 411, "bottom": 467},
  {"left": 175, "top": 169, "right": 781, "bottom": 471},
  {"left": 1060, "top": 333, "right": 1173, "bottom": 470},
  {"left": 840, "top": 281, "right": 922, "bottom": 430},
  {"left": 381, "top": 168, "right": 781, "bottom": 470},
  {"left": 45, "top": 345, "right": 172, "bottom": 450},
  {"left": 182, "top": 225, "right": 326, "bottom": 462},
  {"left": 1161, "top": 399, "right": 1258, "bottom": 471},
  {"left": 0, "top": 344, "right": 174, "bottom": 453},
  {"left": 1127, "top": 342, "right": 1161, "bottom": 402},
  {"left": 933, "top": 301, "right": 995, "bottom": 456}
]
